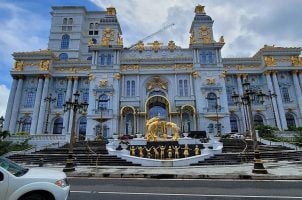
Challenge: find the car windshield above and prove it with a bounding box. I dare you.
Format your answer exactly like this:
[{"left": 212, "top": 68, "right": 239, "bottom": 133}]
[{"left": 0, "top": 157, "right": 28, "bottom": 177}]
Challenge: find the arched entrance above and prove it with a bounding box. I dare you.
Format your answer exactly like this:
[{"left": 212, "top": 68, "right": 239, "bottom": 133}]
[{"left": 145, "top": 95, "right": 170, "bottom": 120}]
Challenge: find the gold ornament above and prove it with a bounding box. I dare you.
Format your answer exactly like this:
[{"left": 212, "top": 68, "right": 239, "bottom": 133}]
[
  {"left": 167, "top": 41, "right": 176, "bottom": 52},
  {"left": 106, "top": 7, "right": 116, "bottom": 16},
  {"left": 264, "top": 56, "right": 276, "bottom": 67},
  {"left": 192, "top": 71, "right": 200, "bottom": 79},
  {"left": 135, "top": 41, "right": 144, "bottom": 52},
  {"left": 199, "top": 25, "right": 211, "bottom": 44},
  {"left": 88, "top": 38, "right": 94, "bottom": 47},
  {"left": 151, "top": 41, "right": 161, "bottom": 52},
  {"left": 206, "top": 77, "right": 216, "bottom": 85},
  {"left": 99, "top": 79, "right": 108, "bottom": 87},
  {"left": 195, "top": 4, "right": 205, "bottom": 14},
  {"left": 14, "top": 60, "right": 24, "bottom": 71},
  {"left": 291, "top": 56, "right": 301, "bottom": 66},
  {"left": 189, "top": 31, "right": 195, "bottom": 44},
  {"left": 101, "top": 28, "right": 114, "bottom": 46},
  {"left": 117, "top": 32, "right": 123, "bottom": 45},
  {"left": 39, "top": 60, "right": 50, "bottom": 71},
  {"left": 114, "top": 73, "right": 121, "bottom": 80}
]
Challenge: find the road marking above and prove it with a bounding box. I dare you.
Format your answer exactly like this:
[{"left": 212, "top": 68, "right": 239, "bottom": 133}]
[{"left": 71, "top": 191, "right": 302, "bottom": 199}]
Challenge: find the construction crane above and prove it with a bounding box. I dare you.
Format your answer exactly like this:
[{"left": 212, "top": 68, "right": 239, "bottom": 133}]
[{"left": 127, "top": 23, "right": 175, "bottom": 49}]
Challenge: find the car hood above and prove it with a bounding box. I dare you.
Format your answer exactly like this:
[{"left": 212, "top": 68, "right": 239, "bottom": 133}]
[{"left": 22, "top": 168, "right": 66, "bottom": 180}]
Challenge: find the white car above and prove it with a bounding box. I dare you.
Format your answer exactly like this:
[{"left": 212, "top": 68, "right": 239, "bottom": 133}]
[{"left": 0, "top": 157, "right": 70, "bottom": 200}]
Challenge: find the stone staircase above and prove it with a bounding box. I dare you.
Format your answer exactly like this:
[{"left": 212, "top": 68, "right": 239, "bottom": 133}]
[
  {"left": 7, "top": 141, "right": 141, "bottom": 166},
  {"left": 191, "top": 139, "right": 301, "bottom": 166}
]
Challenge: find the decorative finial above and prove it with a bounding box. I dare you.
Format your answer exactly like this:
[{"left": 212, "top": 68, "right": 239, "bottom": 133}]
[
  {"left": 195, "top": 4, "right": 205, "bottom": 14},
  {"left": 106, "top": 6, "right": 116, "bottom": 16}
]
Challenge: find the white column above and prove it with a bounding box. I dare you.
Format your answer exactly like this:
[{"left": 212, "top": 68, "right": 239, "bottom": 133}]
[
  {"left": 8, "top": 78, "right": 23, "bottom": 133},
  {"left": 63, "top": 77, "right": 73, "bottom": 135},
  {"left": 68, "top": 77, "right": 78, "bottom": 134},
  {"left": 272, "top": 72, "right": 287, "bottom": 130},
  {"left": 236, "top": 74, "right": 247, "bottom": 133},
  {"left": 30, "top": 77, "right": 44, "bottom": 135},
  {"left": 36, "top": 76, "right": 50, "bottom": 134},
  {"left": 292, "top": 71, "right": 302, "bottom": 119},
  {"left": 3, "top": 78, "right": 18, "bottom": 131},
  {"left": 265, "top": 72, "right": 282, "bottom": 130}
]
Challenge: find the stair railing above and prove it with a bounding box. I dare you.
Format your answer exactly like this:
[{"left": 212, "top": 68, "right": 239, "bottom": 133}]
[
  {"left": 86, "top": 141, "right": 100, "bottom": 167},
  {"left": 239, "top": 139, "right": 248, "bottom": 163}
]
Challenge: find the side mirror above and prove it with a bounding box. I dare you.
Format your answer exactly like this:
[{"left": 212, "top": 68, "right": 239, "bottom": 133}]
[{"left": 0, "top": 172, "right": 3, "bottom": 181}]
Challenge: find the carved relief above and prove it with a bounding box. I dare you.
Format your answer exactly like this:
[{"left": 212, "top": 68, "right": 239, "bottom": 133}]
[
  {"left": 39, "top": 60, "right": 50, "bottom": 71},
  {"left": 99, "top": 79, "right": 108, "bottom": 87},
  {"left": 264, "top": 56, "right": 276, "bottom": 66},
  {"left": 117, "top": 32, "right": 123, "bottom": 46},
  {"left": 135, "top": 41, "right": 144, "bottom": 52},
  {"left": 192, "top": 71, "right": 200, "bottom": 79},
  {"left": 167, "top": 41, "right": 176, "bottom": 52},
  {"left": 199, "top": 25, "right": 211, "bottom": 44},
  {"left": 291, "top": 56, "right": 301, "bottom": 66},
  {"left": 147, "top": 76, "right": 168, "bottom": 91},
  {"left": 114, "top": 73, "right": 121, "bottom": 80},
  {"left": 219, "top": 70, "right": 227, "bottom": 78},
  {"left": 14, "top": 60, "right": 24, "bottom": 71},
  {"left": 206, "top": 77, "right": 215, "bottom": 85},
  {"left": 101, "top": 28, "right": 114, "bottom": 46},
  {"left": 88, "top": 73, "right": 95, "bottom": 81}
]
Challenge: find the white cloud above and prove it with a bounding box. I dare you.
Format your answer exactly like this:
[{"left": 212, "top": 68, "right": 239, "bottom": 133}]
[
  {"left": 89, "top": 0, "right": 302, "bottom": 57},
  {"left": 0, "top": 85, "right": 10, "bottom": 117}
]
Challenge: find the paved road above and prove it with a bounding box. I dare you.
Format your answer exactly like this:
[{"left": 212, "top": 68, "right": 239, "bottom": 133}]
[{"left": 68, "top": 178, "right": 302, "bottom": 200}]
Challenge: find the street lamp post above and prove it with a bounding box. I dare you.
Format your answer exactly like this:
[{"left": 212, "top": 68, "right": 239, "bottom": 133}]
[
  {"left": 232, "top": 79, "right": 268, "bottom": 174},
  {"left": 63, "top": 91, "right": 88, "bottom": 172},
  {"left": 44, "top": 94, "right": 56, "bottom": 134},
  {"left": 0, "top": 116, "right": 4, "bottom": 132}
]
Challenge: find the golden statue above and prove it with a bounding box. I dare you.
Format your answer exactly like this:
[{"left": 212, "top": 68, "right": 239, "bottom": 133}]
[
  {"left": 160, "top": 145, "right": 166, "bottom": 160},
  {"left": 39, "top": 60, "right": 50, "bottom": 71},
  {"left": 195, "top": 4, "right": 205, "bottom": 14},
  {"left": 219, "top": 36, "right": 225, "bottom": 43},
  {"left": 183, "top": 144, "right": 191, "bottom": 158},
  {"left": 14, "top": 60, "right": 24, "bottom": 71},
  {"left": 153, "top": 146, "right": 159, "bottom": 159},
  {"left": 151, "top": 41, "right": 161, "bottom": 52},
  {"left": 130, "top": 146, "right": 136, "bottom": 156},
  {"left": 264, "top": 56, "right": 276, "bottom": 66},
  {"left": 165, "top": 122, "right": 180, "bottom": 141},
  {"left": 194, "top": 145, "right": 200, "bottom": 155},
  {"left": 117, "top": 33, "right": 123, "bottom": 46},
  {"left": 167, "top": 146, "right": 173, "bottom": 159},
  {"left": 173, "top": 146, "right": 180, "bottom": 159},
  {"left": 206, "top": 77, "right": 215, "bottom": 85},
  {"left": 145, "top": 147, "right": 152, "bottom": 158},
  {"left": 88, "top": 38, "right": 94, "bottom": 47},
  {"left": 145, "top": 117, "right": 160, "bottom": 142},
  {"left": 138, "top": 146, "right": 144, "bottom": 157},
  {"left": 190, "top": 31, "right": 195, "bottom": 45},
  {"left": 167, "top": 41, "right": 176, "bottom": 52},
  {"left": 135, "top": 41, "right": 144, "bottom": 52},
  {"left": 99, "top": 79, "right": 108, "bottom": 87}
]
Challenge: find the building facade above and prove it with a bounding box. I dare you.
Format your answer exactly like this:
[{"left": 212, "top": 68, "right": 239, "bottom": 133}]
[{"left": 3, "top": 5, "right": 302, "bottom": 140}]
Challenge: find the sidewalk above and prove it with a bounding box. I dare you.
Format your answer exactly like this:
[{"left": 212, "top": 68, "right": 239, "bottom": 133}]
[{"left": 36, "top": 161, "right": 302, "bottom": 180}]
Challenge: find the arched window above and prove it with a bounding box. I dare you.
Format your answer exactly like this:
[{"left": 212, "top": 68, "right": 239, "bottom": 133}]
[
  {"left": 230, "top": 114, "right": 238, "bottom": 132},
  {"left": 78, "top": 117, "right": 87, "bottom": 140},
  {"left": 68, "top": 18, "right": 73, "bottom": 25},
  {"left": 125, "top": 113, "right": 134, "bottom": 135},
  {"left": 207, "top": 93, "right": 217, "bottom": 111},
  {"left": 21, "top": 117, "right": 31, "bottom": 133},
  {"left": 61, "top": 34, "right": 70, "bottom": 49},
  {"left": 59, "top": 53, "right": 68, "bottom": 60},
  {"left": 57, "top": 93, "right": 64, "bottom": 108},
  {"left": 286, "top": 113, "right": 296, "bottom": 128},
  {"left": 53, "top": 118, "right": 63, "bottom": 134},
  {"left": 98, "top": 94, "right": 109, "bottom": 110},
  {"left": 63, "top": 18, "right": 68, "bottom": 25},
  {"left": 182, "top": 112, "right": 191, "bottom": 133},
  {"left": 281, "top": 87, "right": 290, "bottom": 103},
  {"left": 106, "top": 54, "right": 112, "bottom": 65},
  {"left": 254, "top": 114, "right": 264, "bottom": 126},
  {"left": 131, "top": 80, "right": 135, "bottom": 96},
  {"left": 25, "top": 91, "right": 35, "bottom": 108},
  {"left": 94, "top": 23, "right": 99, "bottom": 29},
  {"left": 89, "top": 23, "right": 94, "bottom": 29}
]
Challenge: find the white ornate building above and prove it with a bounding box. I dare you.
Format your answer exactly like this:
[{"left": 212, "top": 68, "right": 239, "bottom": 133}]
[{"left": 3, "top": 5, "right": 302, "bottom": 140}]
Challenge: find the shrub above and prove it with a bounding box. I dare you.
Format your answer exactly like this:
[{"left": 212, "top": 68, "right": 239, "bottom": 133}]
[{"left": 255, "top": 125, "right": 278, "bottom": 139}]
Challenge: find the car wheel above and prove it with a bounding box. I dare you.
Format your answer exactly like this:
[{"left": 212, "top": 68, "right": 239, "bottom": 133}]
[{"left": 19, "top": 192, "right": 54, "bottom": 200}]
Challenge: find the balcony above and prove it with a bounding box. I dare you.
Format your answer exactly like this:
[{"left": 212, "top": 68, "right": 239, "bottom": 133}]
[
  {"left": 92, "top": 109, "right": 113, "bottom": 119},
  {"left": 203, "top": 107, "right": 225, "bottom": 113}
]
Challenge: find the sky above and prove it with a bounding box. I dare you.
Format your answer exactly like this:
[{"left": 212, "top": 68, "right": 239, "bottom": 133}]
[{"left": 0, "top": 0, "right": 301, "bottom": 117}]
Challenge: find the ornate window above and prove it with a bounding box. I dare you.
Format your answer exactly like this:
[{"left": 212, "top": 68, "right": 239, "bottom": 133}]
[
  {"left": 21, "top": 117, "right": 31, "bottom": 133},
  {"left": 106, "top": 54, "right": 112, "bottom": 65},
  {"left": 286, "top": 113, "right": 296, "bottom": 128},
  {"left": 98, "top": 94, "right": 109, "bottom": 110},
  {"left": 25, "top": 91, "right": 35, "bottom": 108},
  {"left": 59, "top": 53, "right": 68, "bottom": 60},
  {"left": 63, "top": 18, "right": 68, "bottom": 25},
  {"left": 226, "top": 87, "right": 234, "bottom": 105},
  {"left": 254, "top": 114, "right": 264, "bottom": 126},
  {"left": 230, "top": 114, "right": 238, "bottom": 132},
  {"left": 178, "top": 79, "right": 189, "bottom": 97},
  {"left": 200, "top": 51, "right": 216, "bottom": 64},
  {"left": 62, "top": 18, "right": 72, "bottom": 31},
  {"left": 207, "top": 92, "right": 217, "bottom": 111},
  {"left": 126, "top": 80, "right": 135, "bottom": 97},
  {"left": 178, "top": 80, "right": 183, "bottom": 96},
  {"left": 61, "top": 34, "right": 70, "bottom": 49},
  {"left": 126, "top": 81, "right": 131, "bottom": 96},
  {"left": 208, "top": 51, "right": 214, "bottom": 64},
  {"left": 78, "top": 117, "right": 87, "bottom": 140},
  {"left": 281, "top": 87, "right": 290, "bottom": 103},
  {"left": 68, "top": 18, "right": 73, "bottom": 25},
  {"left": 184, "top": 80, "right": 189, "bottom": 96},
  {"left": 100, "top": 54, "right": 105, "bottom": 65},
  {"left": 89, "top": 22, "right": 99, "bottom": 35},
  {"left": 53, "top": 117, "right": 63, "bottom": 134},
  {"left": 57, "top": 93, "right": 64, "bottom": 108}
]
